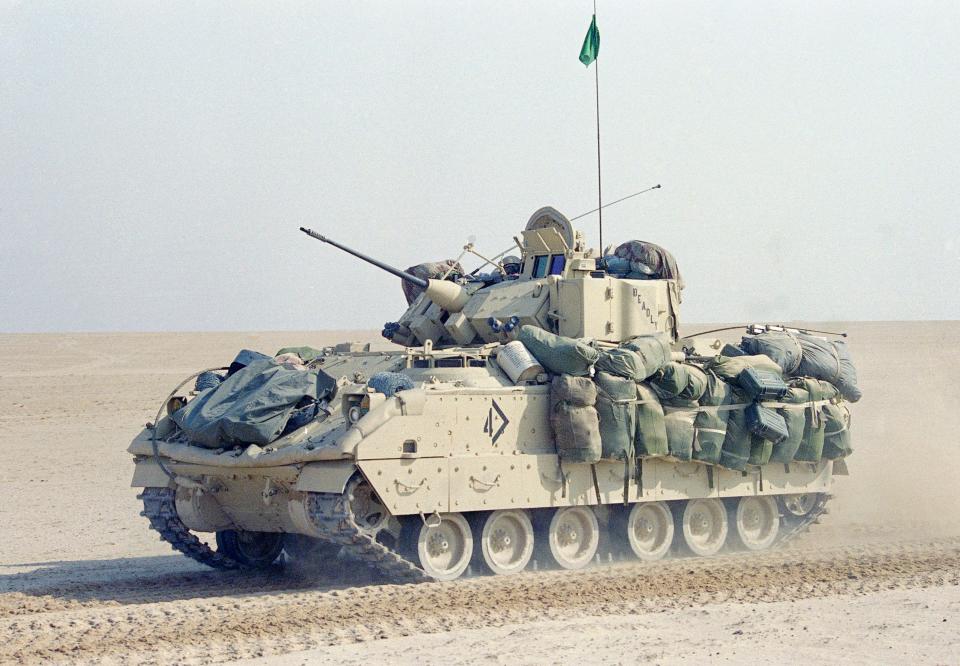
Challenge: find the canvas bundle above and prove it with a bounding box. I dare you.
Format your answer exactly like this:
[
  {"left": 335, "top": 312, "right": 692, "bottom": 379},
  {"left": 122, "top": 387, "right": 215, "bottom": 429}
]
[
  {"left": 691, "top": 371, "right": 734, "bottom": 465},
  {"left": 594, "top": 371, "right": 636, "bottom": 462},
  {"left": 519, "top": 326, "right": 599, "bottom": 377},
  {"left": 549, "top": 375, "right": 602, "bottom": 464}
]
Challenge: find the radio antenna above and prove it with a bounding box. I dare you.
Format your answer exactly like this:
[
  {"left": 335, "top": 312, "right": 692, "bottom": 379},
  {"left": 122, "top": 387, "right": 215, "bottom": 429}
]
[{"left": 570, "top": 183, "right": 661, "bottom": 222}]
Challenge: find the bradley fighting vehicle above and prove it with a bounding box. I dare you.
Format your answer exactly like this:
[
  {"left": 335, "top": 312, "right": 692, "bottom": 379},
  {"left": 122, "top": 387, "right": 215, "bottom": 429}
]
[{"left": 130, "top": 208, "right": 838, "bottom": 581}]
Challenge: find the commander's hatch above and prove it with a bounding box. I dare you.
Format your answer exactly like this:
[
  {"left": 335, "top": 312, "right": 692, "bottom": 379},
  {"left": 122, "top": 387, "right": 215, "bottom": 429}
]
[{"left": 520, "top": 207, "right": 591, "bottom": 280}]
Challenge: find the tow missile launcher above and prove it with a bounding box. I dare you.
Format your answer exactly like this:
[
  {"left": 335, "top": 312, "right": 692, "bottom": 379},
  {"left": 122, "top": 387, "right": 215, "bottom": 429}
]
[{"left": 130, "top": 207, "right": 838, "bottom": 582}]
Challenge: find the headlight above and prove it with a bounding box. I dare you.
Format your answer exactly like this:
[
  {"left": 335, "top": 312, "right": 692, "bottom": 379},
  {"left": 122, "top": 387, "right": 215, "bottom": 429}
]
[{"left": 347, "top": 405, "right": 363, "bottom": 424}]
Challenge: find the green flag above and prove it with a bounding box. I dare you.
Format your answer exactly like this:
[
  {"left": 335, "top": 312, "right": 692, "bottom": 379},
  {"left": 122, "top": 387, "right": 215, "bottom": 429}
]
[{"left": 579, "top": 14, "right": 600, "bottom": 67}]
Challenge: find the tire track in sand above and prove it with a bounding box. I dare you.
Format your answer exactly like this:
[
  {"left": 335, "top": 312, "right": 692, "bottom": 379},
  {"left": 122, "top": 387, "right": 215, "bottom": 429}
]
[{"left": 2, "top": 537, "right": 959, "bottom": 665}]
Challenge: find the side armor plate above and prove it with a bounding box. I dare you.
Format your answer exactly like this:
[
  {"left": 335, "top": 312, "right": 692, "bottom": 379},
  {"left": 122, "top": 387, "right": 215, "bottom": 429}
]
[{"left": 295, "top": 461, "right": 357, "bottom": 494}]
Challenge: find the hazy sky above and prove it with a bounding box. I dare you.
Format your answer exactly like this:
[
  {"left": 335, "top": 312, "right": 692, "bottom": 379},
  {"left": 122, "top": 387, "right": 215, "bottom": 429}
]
[{"left": 1, "top": 1, "right": 958, "bottom": 332}]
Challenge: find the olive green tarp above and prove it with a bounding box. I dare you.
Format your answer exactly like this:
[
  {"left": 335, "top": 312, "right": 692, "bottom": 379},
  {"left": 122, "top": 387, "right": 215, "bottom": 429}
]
[
  {"left": 171, "top": 359, "right": 334, "bottom": 449},
  {"left": 540, "top": 336, "right": 851, "bottom": 469},
  {"left": 634, "top": 382, "right": 669, "bottom": 457},
  {"left": 550, "top": 375, "right": 602, "bottom": 464},
  {"left": 767, "top": 385, "right": 809, "bottom": 463},
  {"left": 275, "top": 346, "right": 324, "bottom": 362},
  {"left": 595, "top": 371, "right": 636, "bottom": 462},
  {"left": 651, "top": 362, "right": 707, "bottom": 401},
  {"left": 719, "top": 389, "right": 753, "bottom": 471},
  {"left": 613, "top": 240, "right": 685, "bottom": 290},
  {"left": 519, "top": 326, "right": 599, "bottom": 377},
  {"left": 663, "top": 400, "right": 698, "bottom": 461},
  {"left": 622, "top": 333, "right": 673, "bottom": 379},
  {"left": 795, "top": 333, "right": 862, "bottom": 403},
  {"left": 740, "top": 332, "right": 803, "bottom": 375},
  {"left": 793, "top": 378, "right": 827, "bottom": 463},
  {"left": 654, "top": 363, "right": 709, "bottom": 461},
  {"left": 823, "top": 402, "right": 852, "bottom": 459},
  {"left": 705, "top": 354, "right": 782, "bottom": 383},
  {"left": 551, "top": 373, "right": 597, "bottom": 405},
  {"left": 594, "top": 348, "right": 648, "bottom": 382},
  {"left": 820, "top": 382, "right": 853, "bottom": 459},
  {"left": 692, "top": 372, "right": 734, "bottom": 465},
  {"left": 748, "top": 434, "right": 773, "bottom": 466}
]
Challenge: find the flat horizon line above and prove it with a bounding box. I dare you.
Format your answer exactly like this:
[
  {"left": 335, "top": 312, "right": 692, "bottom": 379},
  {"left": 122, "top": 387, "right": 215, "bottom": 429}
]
[{"left": 1, "top": 319, "right": 957, "bottom": 336}]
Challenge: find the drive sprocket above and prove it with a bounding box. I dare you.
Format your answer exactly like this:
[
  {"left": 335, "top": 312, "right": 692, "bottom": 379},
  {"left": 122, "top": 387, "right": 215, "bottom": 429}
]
[
  {"left": 305, "top": 475, "right": 430, "bottom": 583},
  {"left": 139, "top": 487, "right": 241, "bottom": 570}
]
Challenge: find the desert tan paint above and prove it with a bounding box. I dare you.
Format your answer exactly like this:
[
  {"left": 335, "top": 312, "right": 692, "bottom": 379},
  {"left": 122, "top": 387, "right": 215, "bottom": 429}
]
[
  {"left": 132, "top": 382, "right": 833, "bottom": 530},
  {"left": 130, "top": 208, "right": 836, "bottom": 534}
]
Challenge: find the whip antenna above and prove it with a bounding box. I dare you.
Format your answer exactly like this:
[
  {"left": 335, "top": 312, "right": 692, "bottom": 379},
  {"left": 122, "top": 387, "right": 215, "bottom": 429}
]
[{"left": 570, "top": 183, "right": 661, "bottom": 222}]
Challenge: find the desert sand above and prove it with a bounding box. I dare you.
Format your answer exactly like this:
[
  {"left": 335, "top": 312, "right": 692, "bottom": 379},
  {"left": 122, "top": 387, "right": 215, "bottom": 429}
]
[{"left": 0, "top": 322, "right": 958, "bottom": 664}]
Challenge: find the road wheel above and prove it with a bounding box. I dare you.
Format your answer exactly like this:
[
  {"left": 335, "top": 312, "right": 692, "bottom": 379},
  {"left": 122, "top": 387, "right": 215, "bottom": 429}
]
[
  {"left": 780, "top": 493, "right": 817, "bottom": 518},
  {"left": 731, "top": 496, "right": 780, "bottom": 551},
  {"left": 679, "top": 498, "right": 728, "bottom": 557},
  {"left": 409, "top": 513, "right": 473, "bottom": 581},
  {"left": 625, "top": 502, "right": 674, "bottom": 561},
  {"left": 543, "top": 506, "right": 600, "bottom": 570},
  {"left": 215, "top": 530, "right": 283, "bottom": 568},
  {"left": 475, "top": 510, "right": 535, "bottom": 575}
]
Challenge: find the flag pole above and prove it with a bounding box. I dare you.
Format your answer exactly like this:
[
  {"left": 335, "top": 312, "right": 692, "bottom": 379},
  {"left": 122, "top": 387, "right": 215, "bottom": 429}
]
[{"left": 593, "top": 0, "right": 603, "bottom": 252}]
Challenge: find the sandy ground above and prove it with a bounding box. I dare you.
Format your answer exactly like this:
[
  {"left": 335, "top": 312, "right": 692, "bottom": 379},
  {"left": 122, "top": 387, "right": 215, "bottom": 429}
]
[
  {"left": 244, "top": 586, "right": 960, "bottom": 666},
  {"left": 0, "top": 323, "right": 958, "bottom": 664}
]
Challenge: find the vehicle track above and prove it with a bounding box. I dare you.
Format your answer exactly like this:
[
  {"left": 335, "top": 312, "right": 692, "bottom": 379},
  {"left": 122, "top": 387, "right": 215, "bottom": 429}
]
[{"left": 2, "top": 536, "right": 958, "bottom": 665}]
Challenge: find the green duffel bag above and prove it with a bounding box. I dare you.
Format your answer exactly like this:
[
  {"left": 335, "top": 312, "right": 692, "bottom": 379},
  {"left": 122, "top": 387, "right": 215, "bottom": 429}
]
[
  {"left": 705, "top": 354, "right": 783, "bottom": 382},
  {"left": 692, "top": 371, "right": 733, "bottom": 465},
  {"left": 768, "top": 384, "right": 809, "bottom": 463},
  {"left": 650, "top": 362, "right": 687, "bottom": 399},
  {"left": 622, "top": 333, "right": 673, "bottom": 380},
  {"left": 635, "top": 382, "right": 669, "bottom": 457},
  {"left": 748, "top": 434, "right": 773, "bottom": 466},
  {"left": 595, "top": 348, "right": 648, "bottom": 382},
  {"left": 651, "top": 362, "right": 708, "bottom": 401},
  {"left": 679, "top": 365, "right": 709, "bottom": 401},
  {"left": 793, "top": 378, "right": 826, "bottom": 463},
  {"left": 821, "top": 382, "right": 853, "bottom": 459},
  {"left": 550, "top": 375, "right": 602, "bottom": 464},
  {"left": 718, "top": 393, "right": 752, "bottom": 471},
  {"left": 594, "top": 371, "right": 636, "bottom": 462},
  {"left": 551, "top": 373, "right": 598, "bottom": 407},
  {"left": 518, "top": 325, "right": 599, "bottom": 377},
  {"left": 551, "top": 403, "right": 602, "bottom": 463},
  {"left": 663, "top": 400, "right": 698, "bottom": 461},
  {"left": 822, "top": 403, "right": 852, "bottom": 459}
]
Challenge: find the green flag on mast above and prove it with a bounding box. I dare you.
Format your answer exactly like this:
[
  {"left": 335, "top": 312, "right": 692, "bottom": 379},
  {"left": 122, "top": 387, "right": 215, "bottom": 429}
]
[{"left": 579, "top": 14, "right": 600, "bottom": 67}]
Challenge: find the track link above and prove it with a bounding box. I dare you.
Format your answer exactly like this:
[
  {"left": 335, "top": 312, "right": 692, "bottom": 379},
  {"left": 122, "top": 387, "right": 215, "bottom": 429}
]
[
  {"left": 141, "top": 482, "right": 828, "bottom": 580},
  {"left": 306, "top": 478, "right": 430, "bottom": 584},
  {"left": 776, "top": 492, "right": 832, "bottom": 547},
  {"left": 139, "top": 487, "right": 240, "bottom": 571}
]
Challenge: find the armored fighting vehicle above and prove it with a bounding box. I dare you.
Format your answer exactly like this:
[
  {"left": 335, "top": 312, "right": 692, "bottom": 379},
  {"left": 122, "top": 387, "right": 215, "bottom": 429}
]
[{"left": 130, "top": 208, "right": 851, "bottom": 581}]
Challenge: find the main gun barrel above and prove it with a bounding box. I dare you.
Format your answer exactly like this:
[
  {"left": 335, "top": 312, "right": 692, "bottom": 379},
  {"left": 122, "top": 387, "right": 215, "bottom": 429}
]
[
  {"left": 299, "top": 227, "right": 429, "bottom": 289},
  {"left": 299, "top": 227, "right": 471, "bottom": 312}
]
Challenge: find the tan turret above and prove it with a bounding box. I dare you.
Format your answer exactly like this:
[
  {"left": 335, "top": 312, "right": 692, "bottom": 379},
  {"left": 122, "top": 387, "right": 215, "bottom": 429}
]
[{"left": 304, "top": 207, "right": 680, "bottom": 348}]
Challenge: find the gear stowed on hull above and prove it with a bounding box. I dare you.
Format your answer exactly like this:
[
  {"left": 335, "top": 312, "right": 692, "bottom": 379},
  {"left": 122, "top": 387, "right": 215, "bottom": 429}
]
[{"left": 130, "top": 208, "right": 854, "bottom": 582}]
